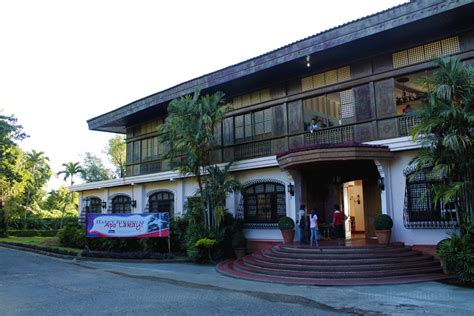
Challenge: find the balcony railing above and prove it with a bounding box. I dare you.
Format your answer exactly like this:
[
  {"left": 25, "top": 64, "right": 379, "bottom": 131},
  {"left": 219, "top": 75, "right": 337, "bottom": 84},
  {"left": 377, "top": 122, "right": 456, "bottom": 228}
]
[
  {"left": 234, "top": 139, "right": 272, "bottom": 160},
  {"left": 304, "top": 125, "right": 354, "bottom": 146}
]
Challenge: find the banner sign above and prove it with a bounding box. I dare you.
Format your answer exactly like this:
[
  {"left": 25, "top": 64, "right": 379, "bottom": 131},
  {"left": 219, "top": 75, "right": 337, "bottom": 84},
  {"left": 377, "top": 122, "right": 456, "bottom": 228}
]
[{"left": 86, "top": 213, "right": 169, "bottom": 238}]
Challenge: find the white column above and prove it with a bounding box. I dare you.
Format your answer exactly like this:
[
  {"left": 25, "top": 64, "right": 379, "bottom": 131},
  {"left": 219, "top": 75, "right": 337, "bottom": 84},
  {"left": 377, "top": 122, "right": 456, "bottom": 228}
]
[{"left": 374, "top": 160, "right": 393, "bottom": 218}]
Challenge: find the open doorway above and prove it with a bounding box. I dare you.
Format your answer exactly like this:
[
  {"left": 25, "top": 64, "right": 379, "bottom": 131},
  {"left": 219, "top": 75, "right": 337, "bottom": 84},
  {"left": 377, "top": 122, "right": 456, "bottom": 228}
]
[{"left": 343, "top": 180, "right": 366, "bottom": 239}]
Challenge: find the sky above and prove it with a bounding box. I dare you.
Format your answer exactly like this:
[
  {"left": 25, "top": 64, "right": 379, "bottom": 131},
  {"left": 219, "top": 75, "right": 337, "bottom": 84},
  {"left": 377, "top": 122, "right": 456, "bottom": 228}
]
[{"left": 0, "top": 0, "right": 407, "bottom": 189}]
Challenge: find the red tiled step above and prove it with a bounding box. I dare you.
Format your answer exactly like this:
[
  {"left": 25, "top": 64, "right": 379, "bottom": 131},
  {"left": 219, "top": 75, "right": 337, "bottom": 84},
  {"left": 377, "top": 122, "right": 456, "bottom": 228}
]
[
  {"left": 216, "top": 260, "right": 451, "bottom": 286},
  {"left": 263, "top": 248, "right": 423, "bottom": 260},
  {"left": 243, "top": 255, "right": 440, "bottom": 272},
  {"left": 233, "top": 259, "right": 443, "bottom": 279},
  {"left": 275, "top": 244, "right": 413, "bottom": 254}
]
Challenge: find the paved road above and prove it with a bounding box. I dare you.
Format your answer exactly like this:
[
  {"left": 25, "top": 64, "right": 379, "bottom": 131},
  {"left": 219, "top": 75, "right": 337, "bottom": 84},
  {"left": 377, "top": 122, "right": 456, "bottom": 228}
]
[
  {"left": 1, "top": 246, "right": 473, "bottom": 316},
  {"left": 0, "top": 247, "right": 343, "bottom": 316}
]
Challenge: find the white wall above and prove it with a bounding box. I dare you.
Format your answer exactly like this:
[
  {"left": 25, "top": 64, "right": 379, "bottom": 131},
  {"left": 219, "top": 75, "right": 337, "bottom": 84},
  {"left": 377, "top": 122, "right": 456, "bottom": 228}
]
[{"left": 388, "top": 150, "right": 452, "bottom": 246}]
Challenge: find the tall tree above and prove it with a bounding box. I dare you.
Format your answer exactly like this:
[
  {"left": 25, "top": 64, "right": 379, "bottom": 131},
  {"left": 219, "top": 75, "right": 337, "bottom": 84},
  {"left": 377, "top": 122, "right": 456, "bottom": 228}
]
[
  {"left": 159, "top": 88, "right": 231, "bottom": 229},
  {"left": 22, "top": 150, "right": 51, "bottom": 228},
  {"left": 80, "top": 152, "right": 111, "bottom": 182},
  {"left": 410, "top": 57, "right": 474, "bottom": 228},
  {"left": 0, "top": 114, "right": 28, "bottom": 237},
  {"left": 202, "top": 162, "right": 242, "bottom": 229},
  {"left": 57, "top": 162, "right": 83, "bottom": 226},
  {"left": 105, "top": 135, "right": 126, "bottom": 178}
]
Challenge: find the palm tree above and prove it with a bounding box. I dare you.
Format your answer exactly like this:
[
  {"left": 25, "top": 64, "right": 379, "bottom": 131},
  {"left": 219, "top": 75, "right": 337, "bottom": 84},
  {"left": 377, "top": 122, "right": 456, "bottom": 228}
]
[
  {"left": 57, "top": 162, "right": 83, "bottom": 227},
  {"left": 23, "top": 150, "right": 51, "bottom": 228},
  {"left": 410, "top": 57, "right": 474, "bottom": 228},
  {"left": 203, "top": 162, "right": 242, "bottom": 229},
  {"left": 159, "top": 89, "right": 231, "bottom": 229}
]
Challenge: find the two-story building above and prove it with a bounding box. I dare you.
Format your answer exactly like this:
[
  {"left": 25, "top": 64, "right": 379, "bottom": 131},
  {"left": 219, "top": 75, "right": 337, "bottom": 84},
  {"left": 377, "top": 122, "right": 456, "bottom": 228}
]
[{"left": 72, "top": 0, "right": 474, "bottom": 250}]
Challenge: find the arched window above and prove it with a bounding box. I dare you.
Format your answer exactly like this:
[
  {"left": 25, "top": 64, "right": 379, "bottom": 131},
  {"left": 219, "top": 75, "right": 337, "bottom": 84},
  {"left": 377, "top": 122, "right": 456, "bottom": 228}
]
[
  {"left": 243, "top": 182, "right": 286, "bottom": 223},
  {"left": 112, "top": 195, "right": 131, "bottom": 214},
  {"left": 87, "top": 197, "right": 102, "bottom": 213},
  {"left": 148, "top": 191, "right": 174, "bottom": 217}
]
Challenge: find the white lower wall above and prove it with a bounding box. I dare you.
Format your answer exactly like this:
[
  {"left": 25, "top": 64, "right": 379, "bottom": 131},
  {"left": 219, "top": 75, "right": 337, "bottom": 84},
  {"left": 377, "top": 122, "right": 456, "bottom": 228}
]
[{"left": 388, "top": 150, "right": 452, "bottom": 246}]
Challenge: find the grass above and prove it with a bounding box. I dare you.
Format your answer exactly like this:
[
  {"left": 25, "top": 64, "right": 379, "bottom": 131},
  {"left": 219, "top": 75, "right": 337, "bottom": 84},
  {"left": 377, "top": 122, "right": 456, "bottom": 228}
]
[{"left": 0, "top": 236, "right": 82, "bottom": 255}]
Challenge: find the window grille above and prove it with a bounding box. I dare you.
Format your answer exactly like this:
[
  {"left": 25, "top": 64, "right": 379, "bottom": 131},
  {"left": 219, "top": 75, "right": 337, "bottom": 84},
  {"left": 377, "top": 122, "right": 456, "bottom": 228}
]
[
  {"left": 403, "top": 166, "right": 458, "bottom": 229},
  {"left": 112, "top": 195, "right": 131, "bottom": 214},
  {"left": 392, "top": 36, "right": 460, "bottom": 69},
  {"left": 243, "top": 182, "right": 286, "bottom": 224},
  {"left": 301, "top": 66, "right": 351, "bottom": 92},
  {"left": 148, "top": 191, "right": 174, "bottom": 217}
]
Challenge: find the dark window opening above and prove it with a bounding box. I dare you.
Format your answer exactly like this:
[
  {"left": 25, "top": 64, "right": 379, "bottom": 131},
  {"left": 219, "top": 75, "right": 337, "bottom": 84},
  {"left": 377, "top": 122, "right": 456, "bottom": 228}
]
[
  {"left": 112, "top": 195, "right": 131, "bottom": 214},
  {"left": 243, "top": 182, "right": 286, "bottom": 223},
  {"left": 148, "top": 191, "right": 174, "bottom": 217}
]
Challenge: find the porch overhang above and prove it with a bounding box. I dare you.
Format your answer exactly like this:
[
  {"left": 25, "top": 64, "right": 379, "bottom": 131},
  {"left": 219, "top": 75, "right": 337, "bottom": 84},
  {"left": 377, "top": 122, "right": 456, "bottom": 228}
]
[{"left": 277, "top": 143, "right": 393, "bottom": 170}]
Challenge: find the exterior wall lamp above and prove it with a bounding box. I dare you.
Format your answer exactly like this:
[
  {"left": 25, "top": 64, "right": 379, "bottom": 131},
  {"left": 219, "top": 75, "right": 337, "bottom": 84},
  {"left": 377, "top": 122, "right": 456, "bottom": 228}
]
[
  {"left": 378, "top": 177, "right": 385, "bottom": 191},
  {"left": 287, "top": 183, "right": 295, "bottom": 196},
  {"left": 131, "top": 200, "right": 137, "bottom": 208},
  {"left": 101, "top": 201, "right": 107, "bottom": 209}
]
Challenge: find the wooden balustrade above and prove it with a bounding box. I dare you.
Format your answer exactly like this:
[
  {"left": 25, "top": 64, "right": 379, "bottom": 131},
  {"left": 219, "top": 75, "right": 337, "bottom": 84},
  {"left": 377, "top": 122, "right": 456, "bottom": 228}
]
[{"left": 304, "top": 125, "right": 354, "bottom": 146}]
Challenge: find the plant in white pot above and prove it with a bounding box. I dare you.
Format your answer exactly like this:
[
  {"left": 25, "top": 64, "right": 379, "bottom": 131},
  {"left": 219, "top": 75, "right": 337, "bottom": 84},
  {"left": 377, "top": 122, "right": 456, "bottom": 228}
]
[{"left": 374, "top": 214, "right": 393, "bottom": 245}]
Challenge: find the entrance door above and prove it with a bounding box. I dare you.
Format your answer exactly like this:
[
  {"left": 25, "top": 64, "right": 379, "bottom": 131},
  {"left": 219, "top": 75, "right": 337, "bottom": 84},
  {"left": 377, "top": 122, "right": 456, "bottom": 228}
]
[{"left": 343, "top": 180, "right": 365, "bottom": 239}]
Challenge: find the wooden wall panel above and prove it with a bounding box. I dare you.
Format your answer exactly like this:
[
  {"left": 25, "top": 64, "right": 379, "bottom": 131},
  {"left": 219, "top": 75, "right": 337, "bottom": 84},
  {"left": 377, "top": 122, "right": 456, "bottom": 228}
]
[
  {"left": 223, "top": 117, "right": 234, "bottom": 146},
  {"left": 354, "top": 83, "right": 374, "bottom": 121},
  {"left": 288, "top": 100, "right": 303, "bottom": 133},
  {"left": 374, "top": 78, "right": 396, "bottom": 118},
  {"left": 272, "top": 103, "right": 287, "bottom": 137}
]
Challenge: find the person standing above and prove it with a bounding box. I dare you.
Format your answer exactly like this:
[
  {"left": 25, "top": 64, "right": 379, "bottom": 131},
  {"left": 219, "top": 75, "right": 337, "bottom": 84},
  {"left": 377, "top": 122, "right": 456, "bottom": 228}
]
[
  {"left": 309, "top": 209, "right": 319, "bottom": 247},
  {"left": 332, "top": 204, "right": 345, "bottom": 244},
  {"left": 296, "top": 204, "right": 306, "bottom": 244}
]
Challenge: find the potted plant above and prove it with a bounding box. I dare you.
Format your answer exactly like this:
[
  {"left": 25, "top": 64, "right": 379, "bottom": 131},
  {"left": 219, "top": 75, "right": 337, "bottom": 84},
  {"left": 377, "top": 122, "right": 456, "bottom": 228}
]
[
  {"left": 232, "top": 231, "right": 247, "bottom": 259},
  {"left": 374, "top": 214, "right": 393, "bottom": 244},
  {"left": 278, "top": 216, "right": 295, "bottom": 244}
]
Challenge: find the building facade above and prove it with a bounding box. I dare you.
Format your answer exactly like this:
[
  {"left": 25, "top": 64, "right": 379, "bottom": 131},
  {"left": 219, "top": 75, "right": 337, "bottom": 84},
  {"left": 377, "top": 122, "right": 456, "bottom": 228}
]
[{"left": 72, "top": 0, "right": 474, "bottom": 249}]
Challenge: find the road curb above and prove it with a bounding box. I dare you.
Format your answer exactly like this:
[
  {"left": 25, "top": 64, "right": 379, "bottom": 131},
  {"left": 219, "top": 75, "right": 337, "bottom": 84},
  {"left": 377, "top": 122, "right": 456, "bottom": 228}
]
[{"left": 0, "top": 242, "right": 190, "bottom": 264}]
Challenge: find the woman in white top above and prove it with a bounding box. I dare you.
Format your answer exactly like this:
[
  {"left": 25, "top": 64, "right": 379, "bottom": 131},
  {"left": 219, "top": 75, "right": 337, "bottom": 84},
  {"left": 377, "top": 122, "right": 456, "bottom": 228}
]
[{"left": 309, "top": 209, "right": 319, "bottom": 247}]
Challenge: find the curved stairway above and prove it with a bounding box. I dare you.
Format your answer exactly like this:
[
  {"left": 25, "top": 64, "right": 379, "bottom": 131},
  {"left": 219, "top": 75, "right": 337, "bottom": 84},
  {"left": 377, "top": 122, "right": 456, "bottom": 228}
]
[{"left": 216, "top": 243, "right": 451, "bottom": 286}]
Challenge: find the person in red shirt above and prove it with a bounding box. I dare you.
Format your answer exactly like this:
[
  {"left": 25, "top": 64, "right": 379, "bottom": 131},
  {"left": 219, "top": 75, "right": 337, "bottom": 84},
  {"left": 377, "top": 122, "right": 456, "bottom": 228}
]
[{"left": 332, "top": 204, "right": 345, "bottom": 242}]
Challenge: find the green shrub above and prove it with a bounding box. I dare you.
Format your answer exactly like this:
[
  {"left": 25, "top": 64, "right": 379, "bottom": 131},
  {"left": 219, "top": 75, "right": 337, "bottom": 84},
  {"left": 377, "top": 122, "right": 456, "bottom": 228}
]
[
  {"left": 278, "top": 216, "right": 295, "bottom": 230},
  {"left": 8, "top": 230, "right": 59, "bottom": 237},
  {"left": 437, "top": 218, "right": 474, "bottom": 284},
  {"left": 374, "top": 214, "right": 393, "bottom": 230},
  {"left": 57, "top": 222, "right": 85, "bottom": 248}
]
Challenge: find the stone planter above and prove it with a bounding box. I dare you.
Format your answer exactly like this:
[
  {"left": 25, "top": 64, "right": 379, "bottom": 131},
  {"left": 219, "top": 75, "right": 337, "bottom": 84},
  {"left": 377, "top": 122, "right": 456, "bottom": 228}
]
[
  {"left": 375, "top": 229, "right": 391, "bottom": 245},
  {"left": 281, "top": 229, "right": 295, "bottom": 244}
]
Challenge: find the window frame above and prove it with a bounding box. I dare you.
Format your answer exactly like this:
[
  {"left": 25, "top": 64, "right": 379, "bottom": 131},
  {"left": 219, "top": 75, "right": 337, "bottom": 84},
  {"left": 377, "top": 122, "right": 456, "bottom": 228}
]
[{"left": 243, "top": 182, "right": 286, "bottom": 224}]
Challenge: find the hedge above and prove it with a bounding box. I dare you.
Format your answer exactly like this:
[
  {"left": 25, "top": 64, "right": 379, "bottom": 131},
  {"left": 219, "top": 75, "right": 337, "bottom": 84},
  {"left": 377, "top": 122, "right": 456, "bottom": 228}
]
[{"left": 8, "top": 230, "right": 59, "bottom": 237}]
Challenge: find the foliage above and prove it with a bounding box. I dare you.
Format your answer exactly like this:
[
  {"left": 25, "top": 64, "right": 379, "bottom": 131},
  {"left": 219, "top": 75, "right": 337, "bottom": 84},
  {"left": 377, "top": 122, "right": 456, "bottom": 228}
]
[
  {"left": 202, "top": 162, "right": 242, "bottom": 229},
  {"left": 57, "top": 222, "right": 85, "bottom": 249},
  {"left": 8, "top": 216, "right": 77, "bottom": 230},
  {"left": 437, "top": 216, "right": 474, "bottom": 284},
  {"left": 159, "top": 88, "right": 232, "bottom": 230},
  {"left": 57, "top": 162, "right": 83, "bottom": 227},
  {"left": 278, "top": 216, "right": 295, "bottom": 230},
  {"left": 105, "top": 135, "right": 126, "bottom": 178},
  {"left": 374, "top": 214, "right": 393, "bottom": 230},
  {"left": 41, "top": 186, "right": 78, "bottom": 215},
  {"left": 8, "top": 229, "right": 58, "bottom": 237},
  {"left": 410, "top": 57, "right": 474, "bottom": 227},
  {"left": 80, "top": 152, "right": 111, "bottom": 182},
  {"left": 21, "top": 150, "right": 51, "bottom": 229},
  {"left": 194, "top": 238, "right": 216, "bottom": 248}
]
